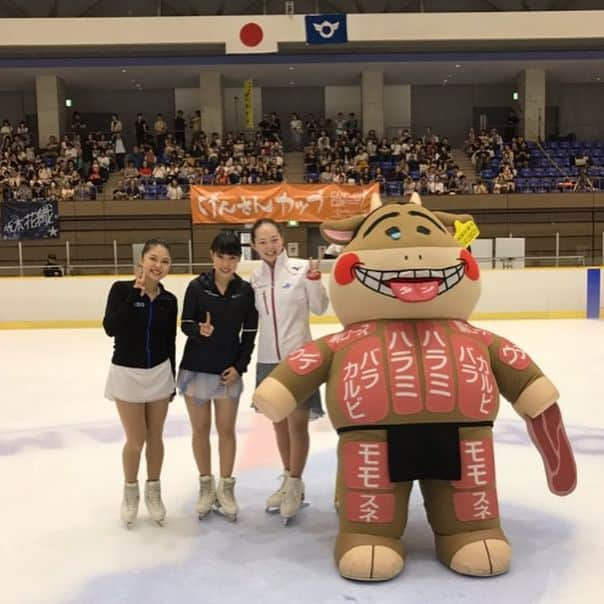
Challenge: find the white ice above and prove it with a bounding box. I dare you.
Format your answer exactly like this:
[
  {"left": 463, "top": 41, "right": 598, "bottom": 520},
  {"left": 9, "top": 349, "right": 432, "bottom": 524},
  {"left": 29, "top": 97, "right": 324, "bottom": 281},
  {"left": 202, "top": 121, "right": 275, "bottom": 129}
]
[{"left": 1, "top": 320, "right": 603, "bottom": 604}]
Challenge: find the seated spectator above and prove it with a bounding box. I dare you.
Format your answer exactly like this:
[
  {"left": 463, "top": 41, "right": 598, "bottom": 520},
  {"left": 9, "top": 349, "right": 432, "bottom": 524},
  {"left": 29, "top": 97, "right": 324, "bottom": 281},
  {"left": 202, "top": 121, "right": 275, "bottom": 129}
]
[
  {"left": 123, "top": 161, "right": 139, "bottom": 180},
  {"left": 60, "top": 182, "right": 75, "bottom": 200},
  {"left": 139, "top": 161, "right": 153, "bottom": 178},
  {"left": 152, "top": 162, "right": 167, "bottom": 183},
  {"left": 73, "top": 180, "right": 96, "bottom": 201},
  {"left": 166, "top": 178, "right": 183, "bottom": 200},
  {"left": 43, "top": 254, "right": 64, "bottom": 277},
  {"left": 473, "top": 179, "right": 488, "bottom": 194},
  {"left": 113, "top": 179, "right": 128, "bottom": 200},
  {"left": 125, "top": 178, "right": 142, "bottom": 199}
]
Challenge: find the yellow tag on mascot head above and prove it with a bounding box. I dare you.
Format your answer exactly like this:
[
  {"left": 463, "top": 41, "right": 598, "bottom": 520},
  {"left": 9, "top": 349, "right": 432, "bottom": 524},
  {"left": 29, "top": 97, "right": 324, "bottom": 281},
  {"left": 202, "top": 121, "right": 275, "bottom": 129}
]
[{"left": 253, "top": 193, "right": 576, "bottom": 582}]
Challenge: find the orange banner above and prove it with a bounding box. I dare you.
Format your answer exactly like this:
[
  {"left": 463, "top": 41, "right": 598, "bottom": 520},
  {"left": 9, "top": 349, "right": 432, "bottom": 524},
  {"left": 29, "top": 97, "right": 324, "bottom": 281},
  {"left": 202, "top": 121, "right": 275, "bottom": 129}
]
[{"left": 190, "top": 183, "right": 379, "bottom": 224}]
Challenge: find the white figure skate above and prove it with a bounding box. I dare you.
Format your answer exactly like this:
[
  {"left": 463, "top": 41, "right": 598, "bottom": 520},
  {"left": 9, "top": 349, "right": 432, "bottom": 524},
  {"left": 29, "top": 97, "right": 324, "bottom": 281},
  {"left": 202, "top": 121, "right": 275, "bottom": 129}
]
[
  {"left": 144, "top": 480, "right": 166, "bottom": 526},
  {"left": 196, "top": 475, "right": 216, "bottom": 520},
  {"left": 265, "top": 470, "right": 289, "bottom": 513},
  {"left": 280, "top": 476, "right": 307, "bottom": 526},
  {"left": 214, "top": 476, "right": 238, "bottom": 522},
  {"left": 121, "top": 481, "right": 140, "bottom": 529}
]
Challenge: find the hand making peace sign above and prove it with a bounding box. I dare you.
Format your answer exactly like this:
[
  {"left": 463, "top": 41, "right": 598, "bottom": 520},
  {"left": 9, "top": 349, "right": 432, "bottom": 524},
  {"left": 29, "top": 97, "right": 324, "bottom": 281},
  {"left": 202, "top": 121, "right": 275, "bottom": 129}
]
[
  {"left": 198, "top": 311, "right": 214, "bottom": 337},
  {"left": 133, "top": 264, "right": 147, "bottom": 297},
  {"left": 306, "top": 249, "right": 324, "bottom": 280}
]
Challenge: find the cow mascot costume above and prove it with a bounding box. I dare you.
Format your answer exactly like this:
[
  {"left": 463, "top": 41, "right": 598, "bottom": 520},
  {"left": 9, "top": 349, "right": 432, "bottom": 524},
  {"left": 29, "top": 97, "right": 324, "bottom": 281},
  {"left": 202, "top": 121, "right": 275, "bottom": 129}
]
[{"left": 253, "top": 193, "right": 577, "bottom": 582}]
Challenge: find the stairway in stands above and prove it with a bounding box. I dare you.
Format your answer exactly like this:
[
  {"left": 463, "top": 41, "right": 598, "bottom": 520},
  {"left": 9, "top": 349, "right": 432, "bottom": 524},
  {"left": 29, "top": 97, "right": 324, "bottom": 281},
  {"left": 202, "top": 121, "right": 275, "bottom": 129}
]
[
  {"left": 452, "top": 148, "right": 478, "bottom": 181},
  {"left": 283, "top": 152, "right": 306, "bottom": 184}
]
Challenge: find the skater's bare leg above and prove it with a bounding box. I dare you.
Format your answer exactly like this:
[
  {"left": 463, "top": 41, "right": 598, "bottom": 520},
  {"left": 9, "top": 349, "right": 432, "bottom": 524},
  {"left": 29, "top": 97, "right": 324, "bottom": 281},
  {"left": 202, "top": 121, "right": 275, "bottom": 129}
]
[
  {"left": 287, "top": 409, "right": 310, "bottom": 478},
  {"left": 144, "top": 399, "right": 169, "bottom": 481},
  {"left": 272, "top": 419, "right": 291, "bottom": 472},
  {"left": 214, "top": 397, "right": 238, "bottom": 478},
  {"left": 116, "top": 400, "right": 146, "bottom": 483},
  {"left": 185, "top": 396, "right": 212, "bottom": 476}
]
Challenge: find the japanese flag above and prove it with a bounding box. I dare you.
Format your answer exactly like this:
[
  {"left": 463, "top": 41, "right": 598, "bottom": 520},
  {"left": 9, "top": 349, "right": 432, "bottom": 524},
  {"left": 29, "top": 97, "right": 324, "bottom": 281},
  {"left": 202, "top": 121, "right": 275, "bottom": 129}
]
[{"left": 226, "top": 21, "right": 278, "bottom": 54}]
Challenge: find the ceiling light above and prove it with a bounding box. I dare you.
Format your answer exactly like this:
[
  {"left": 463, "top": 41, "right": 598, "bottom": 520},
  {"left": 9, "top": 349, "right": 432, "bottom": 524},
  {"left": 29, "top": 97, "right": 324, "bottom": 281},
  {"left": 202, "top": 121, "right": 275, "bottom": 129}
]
[
  {"left": 597, "top": 77, "right": 601, "bottom": 81},
  {"left": 455, "top": 64, "right": 461, "bottom": 68},
  {"left": 289, "top": 81, "right": 295, "bottom": 85},
  {"left": 289, "top": 66, "right": 295, "bottom": 70},
  {"left": 121, "top": 69, "right": 127, "bottom": 73}
]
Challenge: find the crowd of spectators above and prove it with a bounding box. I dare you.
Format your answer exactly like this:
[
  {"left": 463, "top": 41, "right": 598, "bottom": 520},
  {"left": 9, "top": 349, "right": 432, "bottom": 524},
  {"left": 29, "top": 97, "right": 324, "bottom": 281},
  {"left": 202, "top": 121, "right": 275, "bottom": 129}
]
[
  {"left": 302, "top": 116, "right": 468, "bottom": 196},
  {"left": 1, "top": 115, "right": 113, "bottom": 202},
  {"left": 113, "top": 128, "right": 284, "bottom": 200},
  {"left": 1, "top": 110, "right": 285, "bottom": 203},
  {"left": 6, "top": 108, "right": 604, "bottom": 203},
  {"left": 466, "top": 126, "right": 604, "bottom": 193}
]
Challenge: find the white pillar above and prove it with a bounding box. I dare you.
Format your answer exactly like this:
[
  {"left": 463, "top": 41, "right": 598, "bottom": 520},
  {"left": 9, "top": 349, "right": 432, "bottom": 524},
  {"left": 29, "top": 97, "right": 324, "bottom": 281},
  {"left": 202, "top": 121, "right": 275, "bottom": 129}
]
[
  {"left": 362, "top": 71, "right": 384, "bottom": 138},
  {"left": 35, "top": 75, "right": 66, "bottom": 147},
  {"left": 200, "top": 72, "right": 224, "bottom": 137},
  {"left": 517, "top": 69, "right": 545, "bottom": 142}
]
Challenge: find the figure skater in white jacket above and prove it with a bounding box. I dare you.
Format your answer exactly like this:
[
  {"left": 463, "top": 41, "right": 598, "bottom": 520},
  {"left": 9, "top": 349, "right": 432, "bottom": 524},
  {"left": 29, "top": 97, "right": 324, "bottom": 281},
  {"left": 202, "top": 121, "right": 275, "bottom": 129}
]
[{"left": 250, "top": 218, "right": 329, "bottom": 523}]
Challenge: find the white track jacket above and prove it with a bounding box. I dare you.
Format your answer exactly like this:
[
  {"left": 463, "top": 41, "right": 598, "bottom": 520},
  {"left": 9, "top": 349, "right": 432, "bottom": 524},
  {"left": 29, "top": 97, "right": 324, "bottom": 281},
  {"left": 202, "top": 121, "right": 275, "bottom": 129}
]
[{"left": 251, "top": 252, "right": 329, "bottom": 364}]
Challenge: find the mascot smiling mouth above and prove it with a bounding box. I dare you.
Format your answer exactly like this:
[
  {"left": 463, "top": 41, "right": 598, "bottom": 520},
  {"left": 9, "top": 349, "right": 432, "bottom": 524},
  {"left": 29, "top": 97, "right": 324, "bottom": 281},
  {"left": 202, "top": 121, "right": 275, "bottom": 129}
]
[{"left": 354, "top": 261, "right": 466, "bottom": 303}]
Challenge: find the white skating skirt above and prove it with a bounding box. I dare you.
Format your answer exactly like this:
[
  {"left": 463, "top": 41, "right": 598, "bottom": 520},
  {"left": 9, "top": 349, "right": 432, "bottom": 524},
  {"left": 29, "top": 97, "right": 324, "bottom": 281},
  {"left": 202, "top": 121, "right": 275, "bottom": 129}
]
[{"left": 104, "top": 359, "right": 175, "bottom": 403}]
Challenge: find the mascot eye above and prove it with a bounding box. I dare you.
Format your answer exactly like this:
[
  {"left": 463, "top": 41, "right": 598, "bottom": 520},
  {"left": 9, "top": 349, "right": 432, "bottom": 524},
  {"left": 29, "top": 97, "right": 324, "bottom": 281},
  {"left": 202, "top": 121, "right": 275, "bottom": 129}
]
[{"left": 386, "top": 226, "right": 401, "bottom": 240}]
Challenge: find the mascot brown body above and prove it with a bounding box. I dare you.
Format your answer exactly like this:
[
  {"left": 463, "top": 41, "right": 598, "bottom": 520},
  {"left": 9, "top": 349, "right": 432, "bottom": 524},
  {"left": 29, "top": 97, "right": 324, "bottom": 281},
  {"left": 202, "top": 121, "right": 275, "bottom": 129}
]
[{"left": 253, "top": 194, "right": 577, "bottom": 581}]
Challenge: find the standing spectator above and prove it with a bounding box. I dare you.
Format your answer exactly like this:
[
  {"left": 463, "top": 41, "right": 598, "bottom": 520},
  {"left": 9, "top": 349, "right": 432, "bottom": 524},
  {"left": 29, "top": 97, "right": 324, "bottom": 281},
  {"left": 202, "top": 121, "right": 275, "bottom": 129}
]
[
  {"left": 289, "top": 113, "right": 303, "bottom": 151},
  {"left": 178, "top": 231, "right": 258, "bottom": 521},
  {"left": 154, "top": 113, "right": 168, "bottom": 154},
  {"left": 114, "top": 134, "right": 127, "bottom": 170},
  {"left": 103, "top": 239, "right": 177, "bottom": 528},
  {"left": 134, "top": 113, "right": 148, "bottom": 148},
  {"left": 190, "top": 110, "right": 201, "bottom": 146},
  {"left": 174, "top": 110, "right": 186, "bottom": 149},
  {"left": 110, "top": 114, "right": 123, "bottom": 140},
  {"left": 250, "top": 219, "right": 329, "bottom": 523},
  {"left": 70, "top": 111, "right": 87, "bottom": 138}
]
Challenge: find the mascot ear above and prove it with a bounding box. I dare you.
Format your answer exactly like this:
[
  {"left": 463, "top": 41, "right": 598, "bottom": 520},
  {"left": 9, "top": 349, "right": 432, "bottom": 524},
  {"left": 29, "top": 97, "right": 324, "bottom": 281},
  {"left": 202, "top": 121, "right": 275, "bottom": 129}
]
[
  {"left": 320, "top": 215, "right": 366, "bottom": 244},
  {"left": 433, "top": 211, "right": 475, "bottom": 230},
  {"left": 409, "top": 192, "right": 423, "bottom": 206}
]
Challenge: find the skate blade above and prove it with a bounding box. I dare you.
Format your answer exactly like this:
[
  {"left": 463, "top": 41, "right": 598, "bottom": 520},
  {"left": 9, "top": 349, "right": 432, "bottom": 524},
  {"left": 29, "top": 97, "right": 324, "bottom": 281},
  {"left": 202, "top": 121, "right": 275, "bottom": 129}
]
[
  {"left": 265, "top": 505, "right": 280, "bottom": 514},
  {"left": 212, "top": 504, "right": 237, "bottom": 522},
  {"left": 153, "top": 518, "right": 165, "bottom": 527},
  {"left": 280, "top": 502, "right": 310, "bottom": 525},
  {"left": 197, "top": 510, "right": 212, "bottom": 521},
  {"left": 124, "top": 520, "right": 135, "bottom": 530}
]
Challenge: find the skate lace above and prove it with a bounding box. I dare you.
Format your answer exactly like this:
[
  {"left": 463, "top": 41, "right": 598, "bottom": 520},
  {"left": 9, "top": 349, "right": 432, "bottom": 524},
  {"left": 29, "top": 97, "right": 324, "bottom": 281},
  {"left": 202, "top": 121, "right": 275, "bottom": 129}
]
[
  {"left": 223, "top": 481, "right": 234, "bottom": 499},
  {"left": 125, "top": 491, "right": 138, "bottom": 507},
  {"left": 147, "top": 484, "right": 161, "bottom": 504}
]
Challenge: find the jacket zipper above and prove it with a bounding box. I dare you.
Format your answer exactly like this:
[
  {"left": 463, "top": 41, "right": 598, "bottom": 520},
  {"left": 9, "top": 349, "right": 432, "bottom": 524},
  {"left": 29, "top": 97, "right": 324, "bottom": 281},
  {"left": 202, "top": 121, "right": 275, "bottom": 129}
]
[
  {"left": 269, "top": 264, "right": 281, "bottom": 360},
  {"left": 145, "top": 299, "right": 153, "bottom": 368},
  {"left": 262, "top": 291, "right": 270, "bottom": 314}
]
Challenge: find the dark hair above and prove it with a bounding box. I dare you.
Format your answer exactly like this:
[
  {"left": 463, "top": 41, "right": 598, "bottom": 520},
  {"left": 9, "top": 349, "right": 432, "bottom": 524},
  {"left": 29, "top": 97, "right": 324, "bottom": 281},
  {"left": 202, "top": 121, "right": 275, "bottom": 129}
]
[
  {"left": 142, "top": 238, "right": 171, "bottom": 257},
  {"left": 250, "top": 218, "right": 283, "bottom": 243},
  {"left": 211, "top": 231, "right": 241, "bottom": 256}
]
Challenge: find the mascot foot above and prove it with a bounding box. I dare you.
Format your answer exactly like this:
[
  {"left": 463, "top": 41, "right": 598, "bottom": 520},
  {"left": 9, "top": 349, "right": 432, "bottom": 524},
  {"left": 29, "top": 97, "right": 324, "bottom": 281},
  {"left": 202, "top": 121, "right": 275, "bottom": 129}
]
[
  {"left": 449, "top": 539, "right": 511, "bottom": 577},
  {"left": 336, "top": 534, "right": 404, "bottom": 581}
]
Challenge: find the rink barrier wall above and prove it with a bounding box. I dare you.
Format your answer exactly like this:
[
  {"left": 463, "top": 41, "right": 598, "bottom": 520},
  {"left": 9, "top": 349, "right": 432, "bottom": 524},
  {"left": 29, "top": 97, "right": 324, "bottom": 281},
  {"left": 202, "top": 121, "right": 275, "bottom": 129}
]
[{"left": 0, "top": 266, "right": 601, "bottom": 328}]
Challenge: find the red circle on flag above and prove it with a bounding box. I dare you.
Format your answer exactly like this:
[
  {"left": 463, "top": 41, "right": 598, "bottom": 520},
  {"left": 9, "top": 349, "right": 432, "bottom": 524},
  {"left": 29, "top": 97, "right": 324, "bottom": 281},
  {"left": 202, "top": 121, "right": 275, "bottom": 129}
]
[{"left": 240, "top": 22, "right": 264, "bottom": 47}]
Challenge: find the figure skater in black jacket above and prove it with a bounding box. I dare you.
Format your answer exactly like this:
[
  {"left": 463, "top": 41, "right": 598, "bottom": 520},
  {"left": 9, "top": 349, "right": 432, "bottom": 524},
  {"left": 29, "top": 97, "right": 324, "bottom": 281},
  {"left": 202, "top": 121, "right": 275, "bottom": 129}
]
[
  {"left": 103, "top": 239, "right": 177, "bottom": 528},
  {"left": 178, "top": 231, "right": 258, "bottom": 521}
]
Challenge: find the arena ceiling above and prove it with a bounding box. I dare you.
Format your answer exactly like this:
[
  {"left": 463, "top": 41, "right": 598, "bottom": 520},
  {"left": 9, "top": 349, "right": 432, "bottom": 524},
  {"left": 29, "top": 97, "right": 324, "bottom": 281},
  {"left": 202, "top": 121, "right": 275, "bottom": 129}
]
[
  {"left": 0, "top": 0, "right": 604, "bottom": 17},
  {"left": 1, "top": 1, "right": 604, "bottom": 90}
]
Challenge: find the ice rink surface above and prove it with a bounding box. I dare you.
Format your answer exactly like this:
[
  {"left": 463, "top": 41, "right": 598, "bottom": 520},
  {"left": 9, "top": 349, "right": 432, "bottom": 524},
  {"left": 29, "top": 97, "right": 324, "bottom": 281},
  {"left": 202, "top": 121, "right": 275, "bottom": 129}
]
[{"left": 1, "top": 319, "right": 603, "bottom": 604}]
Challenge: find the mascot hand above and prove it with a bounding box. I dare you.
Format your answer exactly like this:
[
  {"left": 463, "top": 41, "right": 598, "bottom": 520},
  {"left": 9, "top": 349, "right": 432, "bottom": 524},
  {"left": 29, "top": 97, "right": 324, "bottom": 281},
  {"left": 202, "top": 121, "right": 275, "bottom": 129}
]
[
  {"left": 253, "top": 377, "right": 297, "bottom": 423},
  {"left": 525, "top": 403, "right": 577, "bottom": 495}
]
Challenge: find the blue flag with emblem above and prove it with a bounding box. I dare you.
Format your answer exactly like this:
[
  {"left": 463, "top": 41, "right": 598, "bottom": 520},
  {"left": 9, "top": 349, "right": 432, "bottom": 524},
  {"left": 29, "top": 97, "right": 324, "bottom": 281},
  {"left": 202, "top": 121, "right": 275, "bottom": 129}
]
[
  {"left": 1, "top": 199, "right": 60, "bottom": 240},
  {"left": 305, "top": 14, "right": 347, "bottom": 45}
]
